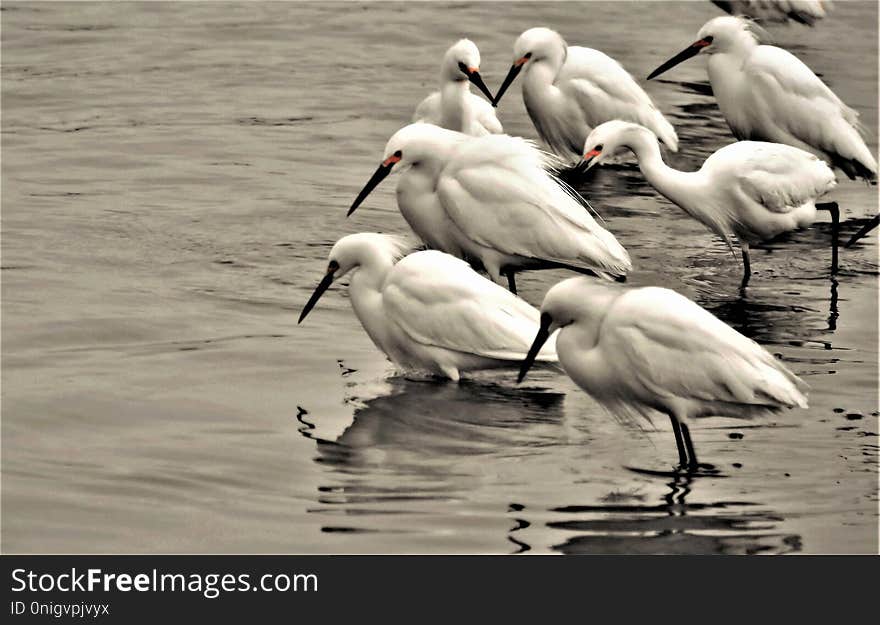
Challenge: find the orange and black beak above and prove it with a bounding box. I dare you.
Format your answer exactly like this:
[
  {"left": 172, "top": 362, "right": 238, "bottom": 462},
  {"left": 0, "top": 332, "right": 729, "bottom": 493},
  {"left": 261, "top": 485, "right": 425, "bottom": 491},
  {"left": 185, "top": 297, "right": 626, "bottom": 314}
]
[
  {"left": 582, "top": 148, "right": 602, "bottom": 171},
  {"left": 459, "top": 62, "right": 495, "bottom": 102},
  {"left": 492, "top": 53, "right": 531, "bottom": 107},
  {"left": 348, "top": 152, "right": 401, "bottom": 217},
  {"left": 298, "top": 260, "right": 339, "bottom": 324},
  {"left": 647, "top": 36, "right": 713, "bottom": 80},
  {"left": 518, "top": 312, "right": 552, "bottom": 383}
]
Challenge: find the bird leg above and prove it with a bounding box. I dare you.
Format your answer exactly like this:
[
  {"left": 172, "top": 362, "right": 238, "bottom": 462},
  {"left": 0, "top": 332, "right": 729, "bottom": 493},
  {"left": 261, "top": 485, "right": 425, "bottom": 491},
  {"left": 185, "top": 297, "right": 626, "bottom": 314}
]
[
  {"left": 669, "top": 414, "right": 688, "bottom": 469},
  {"left": 506, "top": 271, "right": 518, "bottom": 295},
  {"left": 816, "top": 202, "right": 839, "bottom": 274},
  {"left": 844, "top": 214, "right": 879, "bottom": 248},
  {"left": 740, "top": 241, "right": 751, "bottom": 289},
  {"left": 681, "top": 423, "right": 699, "bottom": 472}
]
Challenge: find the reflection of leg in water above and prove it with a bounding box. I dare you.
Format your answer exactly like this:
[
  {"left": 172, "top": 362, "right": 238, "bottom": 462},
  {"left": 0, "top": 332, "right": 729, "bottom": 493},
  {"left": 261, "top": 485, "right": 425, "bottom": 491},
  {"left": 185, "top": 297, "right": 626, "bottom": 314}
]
[
  {"left": 507, "top": 503, "right": 531, "bottom": 554},
  {"left": 828, "top": 276, "right": 839, "bottom": 333}
]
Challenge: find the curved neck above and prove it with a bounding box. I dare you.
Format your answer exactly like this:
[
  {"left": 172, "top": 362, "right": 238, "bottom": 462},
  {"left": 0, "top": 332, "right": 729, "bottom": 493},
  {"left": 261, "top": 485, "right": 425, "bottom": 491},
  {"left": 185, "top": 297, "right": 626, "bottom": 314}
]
[
  {"left": 626, "top": 131, "right": 702, "bottom": 208},
  {"left": 523, "top": 59, "right": 561, "bottom": 93},
  {"left": 347, "top": 258, "right": 395, "bottom": 351}
]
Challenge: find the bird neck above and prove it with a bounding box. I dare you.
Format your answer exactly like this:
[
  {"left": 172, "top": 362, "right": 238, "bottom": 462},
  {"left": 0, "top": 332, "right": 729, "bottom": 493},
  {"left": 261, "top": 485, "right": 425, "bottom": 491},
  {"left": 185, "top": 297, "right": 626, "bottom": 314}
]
[
  {"left": 347, "top": 258, "right": 395, "bottom": 351},
  {"left": 627, "top": 133, "right": 704, "bottom": 210},
  {"left": 440, "top": 80, "right": 469, "bottom": 131},
  {"left": 523, "top": 58, "right": 562, "bottom": 93}
]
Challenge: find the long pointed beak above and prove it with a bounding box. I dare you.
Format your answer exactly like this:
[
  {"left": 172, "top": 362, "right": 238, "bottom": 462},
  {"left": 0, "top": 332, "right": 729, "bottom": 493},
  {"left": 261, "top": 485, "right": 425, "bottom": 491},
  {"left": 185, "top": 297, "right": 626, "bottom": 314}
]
[
  {"left": 492, "top": 61, "right": 525, "bottom": 107},
  {"left": 467, "top": 69, "right": 495, "bottom": 102},
  {"left": 298, "top": 267, "right": 336, "bottom": 324},
  {"left": 582, "top": 148, "right": 602, "bottom": 171},
  {"left": 518, "top": 313, "right": 552, "bottom": 383},
  {"left": 647, "top": 38, "right": 712, "bottom": 80},
  {"left": 348, "top": 156, "right": 398, "bottom": 217}
]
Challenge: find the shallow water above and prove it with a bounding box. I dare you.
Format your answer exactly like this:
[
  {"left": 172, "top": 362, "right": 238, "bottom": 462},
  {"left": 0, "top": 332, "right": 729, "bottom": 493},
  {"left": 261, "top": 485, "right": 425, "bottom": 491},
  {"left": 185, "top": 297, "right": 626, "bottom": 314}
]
[{"left": 2, "top": 1, "right": 877, "bottom": 554}]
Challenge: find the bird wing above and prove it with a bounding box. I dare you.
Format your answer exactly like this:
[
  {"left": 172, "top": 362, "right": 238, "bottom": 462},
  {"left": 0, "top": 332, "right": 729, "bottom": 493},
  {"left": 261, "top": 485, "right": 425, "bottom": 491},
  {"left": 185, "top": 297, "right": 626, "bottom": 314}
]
[
  {"left": 413, "top": 92, "right": 442, "bottom": 124},
  {"left": 559, "top": 48, "right": 678, "bottom": 151},
  {"left": 742, "top": 46, "right": 876, "bottom": 174},
  {"left": 602, "top": 287, "right": 808, "bottom": 410},
  {"left": 468, "top": 93, "right": 503, "bottom": 135},
  {"left": 704, "top": 141, "right": 836, "bottom": 213},
  {"left": 436, "top": 134, "right": 632, "bottom": 277},
  {"left": 382, "top": 250, "right": 556, "bottom": 361}
]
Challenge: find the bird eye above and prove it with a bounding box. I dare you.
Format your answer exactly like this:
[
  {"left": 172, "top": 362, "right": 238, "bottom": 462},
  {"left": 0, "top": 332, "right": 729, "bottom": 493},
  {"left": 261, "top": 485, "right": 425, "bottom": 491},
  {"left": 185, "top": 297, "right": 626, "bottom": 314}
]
[
  {"left": 524, "top": 52, "right": 533, "bottom": 59},
  {"left": 327, "top": 259, "right": 340, "bottom": 273},
  {"left": 595, "top": 144, "right": 604, "bottom": 151},
  {"left": 393, "top": 150, "right": 402, "bottom": 158},
  {"left": 457, "top": 61, "right": 469, "bottom": 74}
]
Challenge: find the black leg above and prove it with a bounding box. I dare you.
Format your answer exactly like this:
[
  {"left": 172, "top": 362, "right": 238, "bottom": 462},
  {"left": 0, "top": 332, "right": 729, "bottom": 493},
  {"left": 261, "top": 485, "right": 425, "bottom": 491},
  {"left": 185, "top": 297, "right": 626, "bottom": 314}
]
[
  {"left": 844, "top": 214, "right": 879, "bottom": 248},
  {"left": 669, "top": 414, "right": 688, "bottom": 469},
  {"left": 681, "top": 423, "right": 699, "bottom": 472},
  {"left": 740, "top": 243, "right": 751, "bottom": 289},
  {"left": 817, "top": 202, "right": 839, "bottom": 274},
  {"left": 506, "top": 271, "right": 517, "bottom": 295}
]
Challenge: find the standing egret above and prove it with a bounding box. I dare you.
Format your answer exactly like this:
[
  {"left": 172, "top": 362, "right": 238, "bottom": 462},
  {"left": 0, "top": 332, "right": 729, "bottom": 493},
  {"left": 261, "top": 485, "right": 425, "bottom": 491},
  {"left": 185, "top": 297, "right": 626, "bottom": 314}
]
[
  {"left": 492, "top": 27, "right": 678, "bottom": 164},
  {"left": 581, "top": 120, "right": 838, "bottom": 285},
  {"left": 711, "top": 0, "right": 832, "bottom": 26},
  {"left": 413, "top": 39, "right": 502, "bottom": 136},
  {"left": 518, "top": 277, "right": 809, "bottom": 471},
  {"left": 298, "top": 233, "right": 558, "bottom": 381},
  {"left": 348, "top": 123, "right": 632, "bottom": 293},
  {"left": 647, "top": 16, "right": 877, "bottom": 181}
]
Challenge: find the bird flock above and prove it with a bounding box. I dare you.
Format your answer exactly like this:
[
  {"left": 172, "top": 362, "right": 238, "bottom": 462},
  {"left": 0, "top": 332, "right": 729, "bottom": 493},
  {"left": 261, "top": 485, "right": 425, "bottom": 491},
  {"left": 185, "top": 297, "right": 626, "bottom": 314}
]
[{"left": 298, "top": 7, "right": 876, "bottom": 473}]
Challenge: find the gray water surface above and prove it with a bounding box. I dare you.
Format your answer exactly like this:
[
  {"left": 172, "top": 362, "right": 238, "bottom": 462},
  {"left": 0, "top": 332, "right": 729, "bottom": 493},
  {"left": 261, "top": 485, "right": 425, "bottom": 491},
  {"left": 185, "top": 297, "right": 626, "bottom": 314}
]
[{"left": 2, "top": 1, "right": 877, "bottom": 554}]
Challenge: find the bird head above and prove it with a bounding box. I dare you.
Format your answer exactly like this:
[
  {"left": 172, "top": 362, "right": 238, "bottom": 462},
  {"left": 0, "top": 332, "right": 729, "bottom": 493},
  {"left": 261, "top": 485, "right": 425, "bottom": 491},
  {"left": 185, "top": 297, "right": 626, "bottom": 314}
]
[
  {"left": 441, "top": 39, "right": 495, "bottom": 102},
  {"left": 648, "top": 16, "right": 763, "bottom": 80},
  {"left": 518, "top": 277, "right": 624, "bottom": 383},
  {"left": 298, "top": 233, "right": 410, "bottom": 323},
  {"left": 347, "top": 123, "right": 464, "bottom": 217},
  {"left": 581, "top": 121, "right": 659, "bottom": 170},
  {"left": 493, "top": 27, "right": 566, "bottom": 107}
]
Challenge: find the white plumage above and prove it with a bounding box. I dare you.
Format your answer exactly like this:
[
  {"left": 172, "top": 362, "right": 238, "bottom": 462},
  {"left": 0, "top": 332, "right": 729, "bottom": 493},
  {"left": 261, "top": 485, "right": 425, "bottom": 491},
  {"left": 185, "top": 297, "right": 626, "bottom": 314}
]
[
  {"left": 518, "top": 277, "right": 808, "bottom": 468},
  {"left": 298, "top": 233, "right": 557, "bottom": 381},
  {"left": 493, "top": 27, "right": 678, "bottom": 164},
  {"left": 582, "top": 121, "right": 837, "bottom": 280},
  {"left": 648, "top": 16, "right": 876, "bottom": 181},
  {"left": 349, "top": 123, "right": 632, "bottom": 290},
  {"left": 412, "top": 39, "right": 502, "bottom": 136},
  {"left": 712, "top": 0, "right": 831, "bottom": 26}
]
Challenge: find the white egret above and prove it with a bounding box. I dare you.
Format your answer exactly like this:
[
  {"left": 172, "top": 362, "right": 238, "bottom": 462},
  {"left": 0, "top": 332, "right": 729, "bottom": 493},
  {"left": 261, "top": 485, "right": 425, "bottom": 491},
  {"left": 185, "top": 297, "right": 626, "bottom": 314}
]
[
  {"left": 582, "top": 120, "right": 838, "bottom": 284},
  {"left": 348, "top": 123, "right": 632, "bottom": 293},
  {"left": 647, "top": 16, "right": 877, "bottom": 181},
  {"left": 518, "top": 277, "right": 808, "bottom": 471},
  {"left": 298, "top": 233, "right": 558, "bottom": 381},
  {"left": 492, "top": 27, "right": 678, "bottom": 164},
  {"left": 412, "top": 39, "right": 502, "bottom": 136},
  {"left": 711, "top": 0, "right": 832, "bottom": 26}
]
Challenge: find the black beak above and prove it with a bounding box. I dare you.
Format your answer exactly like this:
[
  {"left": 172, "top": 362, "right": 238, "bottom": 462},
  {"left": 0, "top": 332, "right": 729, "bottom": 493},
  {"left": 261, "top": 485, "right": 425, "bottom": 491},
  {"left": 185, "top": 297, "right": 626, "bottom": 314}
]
[
  {"left": 492, "top": 62, "right": 524, "bottom": 107},
  {"left": 348, "top": 160, "right": 395, "bottom": 217},
  {"left": 298, "top": 265, "right": 337, "bottom": 324},
  {"left": 647, "top": 37, "right": 712, "bottom": 80},
  {"left": 517, "top": 312, "right": 552, "bottom": 383},
  {"left": 467, "top": 69, "right": 496, "bottom": 103}
]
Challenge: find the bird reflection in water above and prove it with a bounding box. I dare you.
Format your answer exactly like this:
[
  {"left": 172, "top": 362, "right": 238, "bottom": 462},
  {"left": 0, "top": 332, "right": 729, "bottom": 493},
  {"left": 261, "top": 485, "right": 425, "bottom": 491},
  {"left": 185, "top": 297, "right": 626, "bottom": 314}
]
[
  {"left": 545, "top": 473, "right": 802, "bottom": 555},
  {"left": 298, "top": 376, "right": 566, "bottom": 527}
]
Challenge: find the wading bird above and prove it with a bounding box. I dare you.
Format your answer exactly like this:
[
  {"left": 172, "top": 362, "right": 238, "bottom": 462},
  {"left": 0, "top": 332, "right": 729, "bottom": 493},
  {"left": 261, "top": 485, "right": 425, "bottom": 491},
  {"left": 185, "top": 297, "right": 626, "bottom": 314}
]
[
  {"left": 518, "top": 277, "right": 808, "bottom": 471},
  {"left": 492, "top": 27, "right": 678, "bottom": 164},
  {"left": 413, "top": 39, "right": 502, "bottom": 136},
  {"left": 581, "top": 120, "right": 839, "bottom": 285},
  {"left": 348, "top": 123, "right": 631, "bottom": 293},
  {"left": 298, "top": 233, "right": 558, "bottom": 381},
  {"left": 711, "top": 0, "right": 832, "bottom": 26},
  {"left": 647, "top": 16, "right": 877, "bottom": 181}
]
